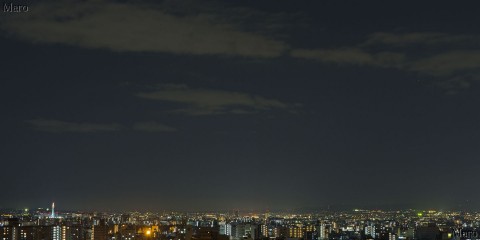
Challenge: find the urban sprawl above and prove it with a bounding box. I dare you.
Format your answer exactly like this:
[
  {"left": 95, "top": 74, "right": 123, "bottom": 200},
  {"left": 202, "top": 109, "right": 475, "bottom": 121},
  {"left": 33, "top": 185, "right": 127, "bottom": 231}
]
[{"left": 1, "top": 203, "right": 479, "bottom": 240}]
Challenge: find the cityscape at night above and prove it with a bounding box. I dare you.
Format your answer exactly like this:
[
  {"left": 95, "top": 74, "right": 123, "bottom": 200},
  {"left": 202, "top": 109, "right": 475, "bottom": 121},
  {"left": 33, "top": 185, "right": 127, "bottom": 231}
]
[
  {"left": 2, "top": 0, "right": 480, "bottom": 240},
  {"left": 1, "top": 203, "right": 480, "bottom": 240}
]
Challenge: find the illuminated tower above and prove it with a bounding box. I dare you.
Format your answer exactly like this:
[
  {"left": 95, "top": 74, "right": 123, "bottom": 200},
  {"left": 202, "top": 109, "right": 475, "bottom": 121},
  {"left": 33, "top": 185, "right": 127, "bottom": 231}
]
[{"left": 51, "top": 202, "right": 55, "bottom": 218}]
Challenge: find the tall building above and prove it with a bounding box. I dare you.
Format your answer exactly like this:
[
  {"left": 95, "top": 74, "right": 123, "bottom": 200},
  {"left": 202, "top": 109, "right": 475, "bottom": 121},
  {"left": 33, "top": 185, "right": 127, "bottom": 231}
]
[
  {"left": 92, "top": 220, "right": 107, "bottom": 240},
  {"left": 243, "top": 224, "right": 258, "bottom": 239},
  {"left": 288, "top": 226, "right": 303, "bottom": 238},
  {"left": 233, "top": 224, "right": 245, "bottom": 239},
  {"left": 51, "top": 202, "right": 55, "bottom": 219},
  {"left": 332, "top": 222, "right": 338, "bottom": 233},
  {"left": 260, "top": 225, "right": 268, "bottom": 238},
  {"left": 318, "top": 223, "right": 327, "bottom": 240},
  {"left": 225, "top": 223, "right": 233, "bottom": 237},
  {"left": 219, "top": 222, "right": 227, "bottom": 235},
  {"left": 365, "top": 225, "right": 376, "bottom": 239},
  {"left": 61, "top": 225, "right": 84, "bottom": 240},
  {"left": 52, "top": 226, "right": 60, "bottom": 240},
  {"left": 1, "top": 225, "right": 18, "bottom": 240}
]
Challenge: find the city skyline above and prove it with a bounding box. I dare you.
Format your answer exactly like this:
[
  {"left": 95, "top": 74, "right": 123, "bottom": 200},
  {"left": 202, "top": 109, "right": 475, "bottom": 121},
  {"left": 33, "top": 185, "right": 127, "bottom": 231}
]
[
  {"left": 1, "top": 205, "right": 479, "bottom": 240},
  {"left": 1, "top": 0, "right": 480, "bottom": 211}
]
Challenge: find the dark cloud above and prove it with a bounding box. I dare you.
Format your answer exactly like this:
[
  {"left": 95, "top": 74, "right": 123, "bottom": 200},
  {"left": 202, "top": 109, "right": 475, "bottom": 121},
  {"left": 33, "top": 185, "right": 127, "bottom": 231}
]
[
  {"left": 290, "top": 32, "right": 480, "bottom": 92},
  {"left": 409, "top": 51, "right": 480, "bottom": 76},
  {"left": 136, "top": 84, "right": 292, "bottom": 115},
  {"left": 0, "top": 1, "right": 287, "bottom": 57},
  {"left": 26, "top": 119, "right": 122, "bottom": 133},
  {"left": 290, "top": 48, "right": 405, "bottom": 68},
  {"left": 3, "top": 0, "right": 477, "bottom": 92}
]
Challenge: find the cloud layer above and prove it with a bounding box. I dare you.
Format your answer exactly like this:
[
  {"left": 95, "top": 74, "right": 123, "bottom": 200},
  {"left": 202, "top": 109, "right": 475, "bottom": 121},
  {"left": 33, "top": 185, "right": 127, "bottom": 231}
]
[
  {"left": 0, "top": 1, "right": 287, "bottom": 57},
  {"left": 290, "top": 32, "right": 480, "bottom": 92},
  {"left": 290, "top": 48, "right": 406, "bottom": 68},
  {"left": 136, "top": 85, "right": 291, "bottom": 115},
  {"left": 2, "top": 1, "right": 479, "bottom": 93}
]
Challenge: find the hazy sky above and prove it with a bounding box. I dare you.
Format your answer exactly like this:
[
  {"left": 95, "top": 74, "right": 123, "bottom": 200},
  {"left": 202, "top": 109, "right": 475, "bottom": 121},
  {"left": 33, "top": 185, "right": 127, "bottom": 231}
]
[{"left": 1, "top": 0, "right": 480, "bottom": 212}]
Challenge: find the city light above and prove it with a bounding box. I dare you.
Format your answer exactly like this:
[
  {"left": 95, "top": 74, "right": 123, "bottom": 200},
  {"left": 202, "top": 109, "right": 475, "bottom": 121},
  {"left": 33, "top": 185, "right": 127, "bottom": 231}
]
[{"left": 1, "top": 205, "right": 478, "bottom": 240}]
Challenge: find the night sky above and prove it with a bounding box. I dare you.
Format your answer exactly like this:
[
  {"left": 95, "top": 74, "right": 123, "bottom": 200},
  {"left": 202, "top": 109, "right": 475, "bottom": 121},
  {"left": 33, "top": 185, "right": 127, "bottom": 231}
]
[{"left": 1, "top": 1, "right": 480, "bottom": 212}]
